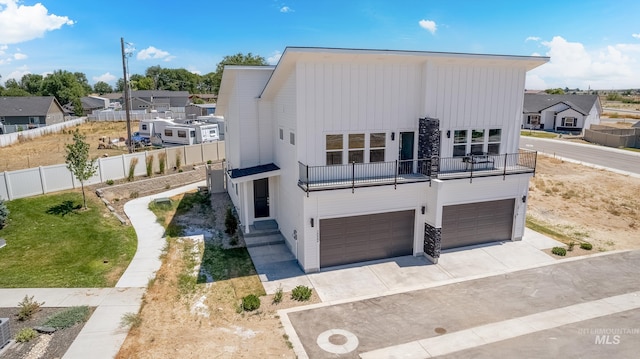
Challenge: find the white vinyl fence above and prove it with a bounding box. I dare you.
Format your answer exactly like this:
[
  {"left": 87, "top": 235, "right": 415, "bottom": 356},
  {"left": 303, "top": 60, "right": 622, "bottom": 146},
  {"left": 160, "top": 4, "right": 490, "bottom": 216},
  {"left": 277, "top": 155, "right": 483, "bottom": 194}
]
[
  {"left": 88, "top": 108, "right": 185, "bottom": 121},
  {"left": 0, "top": 141, "right": 225, "bottom": 201},
  {"left": 0, "top": 118, "right": 87, "bottom": 147}
]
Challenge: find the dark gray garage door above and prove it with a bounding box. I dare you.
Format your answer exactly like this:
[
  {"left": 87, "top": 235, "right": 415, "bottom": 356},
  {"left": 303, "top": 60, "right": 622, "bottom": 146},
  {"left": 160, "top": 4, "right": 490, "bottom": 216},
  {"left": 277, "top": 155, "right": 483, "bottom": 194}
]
[
  {"left": 441, "top": 199, "right": 515, "bottom": 250},
  {"left": 320, "top": 210, "right": 415, "bottom": 268}
]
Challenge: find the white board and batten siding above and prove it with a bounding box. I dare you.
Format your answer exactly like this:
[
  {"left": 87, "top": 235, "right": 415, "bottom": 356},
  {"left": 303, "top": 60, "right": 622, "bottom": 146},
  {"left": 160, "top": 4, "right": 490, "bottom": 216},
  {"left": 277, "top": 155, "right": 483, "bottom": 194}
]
[
  {"left": 425, "top": 174, "right": 532, "bottom": 239},
  {"left": 296, "top": 61, "right": 424, "bottom": 167},
  {"left": 300, "top": 183, "right": 428, "bottom": 272},
  {"left": 426, "top": 62, "right": 528, "bottom": 157},
  {"left": 223, "top": 69, "right": 275, "bottom": 170}
]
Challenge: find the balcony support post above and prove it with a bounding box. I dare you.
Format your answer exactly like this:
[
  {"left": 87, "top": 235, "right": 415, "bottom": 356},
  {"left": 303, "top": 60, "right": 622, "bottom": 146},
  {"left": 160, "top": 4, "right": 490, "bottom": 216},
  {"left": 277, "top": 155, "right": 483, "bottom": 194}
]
[
  {"left": 503, "top": 153, "right": 508, "bottom": 180},
  {"left": 352, "top": 161, "right": 355, "bottom": 193},
  {"left": 394, "top": 160, "right": 398, "bottom": 189}
]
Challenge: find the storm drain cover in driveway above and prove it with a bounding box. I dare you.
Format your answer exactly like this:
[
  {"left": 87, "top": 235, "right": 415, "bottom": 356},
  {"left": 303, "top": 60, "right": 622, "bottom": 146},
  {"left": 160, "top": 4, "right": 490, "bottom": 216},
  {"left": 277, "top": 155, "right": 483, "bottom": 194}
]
[{"left": 316, "top": 328, "right": 359, "bottom": 354}]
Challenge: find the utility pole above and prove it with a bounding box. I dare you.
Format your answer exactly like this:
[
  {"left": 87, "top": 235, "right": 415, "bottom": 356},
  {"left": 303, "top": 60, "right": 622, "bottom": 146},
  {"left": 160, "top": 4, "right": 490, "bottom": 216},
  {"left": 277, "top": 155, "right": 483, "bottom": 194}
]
[{"left": 121, "top": 37, "right": 133, "bottom": 153}]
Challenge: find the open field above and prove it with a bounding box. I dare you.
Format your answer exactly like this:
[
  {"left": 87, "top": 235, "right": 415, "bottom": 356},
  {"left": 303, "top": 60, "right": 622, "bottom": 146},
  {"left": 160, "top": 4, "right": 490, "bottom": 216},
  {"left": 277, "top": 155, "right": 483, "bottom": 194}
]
[
  {"left": 0, "top": 121, "right": 138, "bottom": 172},
  {"left": 527, "top": 155, "right": 640, "bottom": 252}
]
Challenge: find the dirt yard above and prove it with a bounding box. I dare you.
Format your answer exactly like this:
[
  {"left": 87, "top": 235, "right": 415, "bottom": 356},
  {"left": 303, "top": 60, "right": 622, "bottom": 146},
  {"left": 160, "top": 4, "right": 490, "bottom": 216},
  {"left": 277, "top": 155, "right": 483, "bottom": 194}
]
[
  {"left": 528, "top": 155, "right": 640, "bottom": 252},
  {"left": 115, "top": 191, "right": 319, "bottom": 359},
  {"left": 0, "top": 121, "right": 137, "bottom": 172}
]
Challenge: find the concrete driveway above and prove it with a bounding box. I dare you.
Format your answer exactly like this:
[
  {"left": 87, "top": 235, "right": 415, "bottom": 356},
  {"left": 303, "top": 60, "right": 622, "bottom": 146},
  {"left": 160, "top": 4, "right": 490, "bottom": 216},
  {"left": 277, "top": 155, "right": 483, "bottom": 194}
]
[
  {"left": 251, "top": 228, "right": 564, "bottom": 303},
  {"left": 280, "top": 250, "right": 640, "bottom": 358}
]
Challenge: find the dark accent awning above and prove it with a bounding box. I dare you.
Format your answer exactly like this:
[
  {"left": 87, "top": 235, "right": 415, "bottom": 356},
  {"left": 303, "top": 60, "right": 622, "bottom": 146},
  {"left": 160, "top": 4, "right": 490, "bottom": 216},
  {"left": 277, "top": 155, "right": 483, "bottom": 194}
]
[{"left": 229, "top": 163, "right": 280, "bottom": 179}]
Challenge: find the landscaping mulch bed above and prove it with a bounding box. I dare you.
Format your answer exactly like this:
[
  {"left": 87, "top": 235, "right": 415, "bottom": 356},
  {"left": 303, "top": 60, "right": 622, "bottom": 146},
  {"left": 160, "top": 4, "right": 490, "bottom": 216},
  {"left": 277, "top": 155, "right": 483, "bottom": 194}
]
[{"left": 0, "top": 307, "right": 94, "bottom": 359}]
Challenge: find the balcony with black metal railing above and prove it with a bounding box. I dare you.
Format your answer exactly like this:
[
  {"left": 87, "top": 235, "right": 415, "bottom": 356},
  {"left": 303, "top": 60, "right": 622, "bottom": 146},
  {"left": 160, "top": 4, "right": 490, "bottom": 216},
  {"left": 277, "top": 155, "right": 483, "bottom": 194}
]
[{"left": 297, "top": 149, "right": 537, "bottom": 193}]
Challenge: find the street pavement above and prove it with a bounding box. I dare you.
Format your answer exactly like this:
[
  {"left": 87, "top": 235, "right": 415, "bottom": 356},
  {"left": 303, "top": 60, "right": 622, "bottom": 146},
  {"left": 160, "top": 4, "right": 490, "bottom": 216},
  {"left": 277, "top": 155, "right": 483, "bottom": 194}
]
[
  {"left": 520, "top": 136, "right": 640, "bottom": 177},
  {"left": 280, "top": 250, "right": 640, "bottom": 358}
]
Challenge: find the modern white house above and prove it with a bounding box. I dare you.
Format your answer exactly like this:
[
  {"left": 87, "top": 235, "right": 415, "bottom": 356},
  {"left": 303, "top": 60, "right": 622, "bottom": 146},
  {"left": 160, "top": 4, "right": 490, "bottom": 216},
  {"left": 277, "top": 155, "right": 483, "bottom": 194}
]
[
  {"left": 522, "top": 93, "right": 601, "bottom": 133},
  {"left": 217, "top": 47, "right": 548, "bottom": 273}
]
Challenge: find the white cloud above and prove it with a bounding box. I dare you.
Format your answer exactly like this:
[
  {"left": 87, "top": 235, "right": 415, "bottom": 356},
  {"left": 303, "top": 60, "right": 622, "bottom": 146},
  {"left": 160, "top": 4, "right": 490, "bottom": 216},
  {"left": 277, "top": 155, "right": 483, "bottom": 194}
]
[
  {"left": 92, "top": 72, "right": 117, "bottom": 84},
  {"left": 525, "top": 36, "right": 540, "bottom": 42},
  {"left": 280, "top": 6, "right": 293, "bottom": 13},
  {"left": 0, "top": 0, "right": 74, "bottom": 44},
  {"left": 187, "top": 66, "right": 201, "bottom": 75},
  {"left": 267, "top": 50, "right": 282, "bottom": 65},
  {"left": 136, "top": 46, "right": 172, "bottom": 61},
  {"left": 526, "top": 35, "right": 640, "bottom": 89},
  {"left": 6, "top": 65, "right": 30, "bottom": 80},
  {"left": 418, "top": 19, "right": 437, "bottom": 35},
  {"left": 632, "top": 33, "right": 640, "bottom": 39},
  {"left": 13, "top": 52, "right": 26, "bottom": 60}
]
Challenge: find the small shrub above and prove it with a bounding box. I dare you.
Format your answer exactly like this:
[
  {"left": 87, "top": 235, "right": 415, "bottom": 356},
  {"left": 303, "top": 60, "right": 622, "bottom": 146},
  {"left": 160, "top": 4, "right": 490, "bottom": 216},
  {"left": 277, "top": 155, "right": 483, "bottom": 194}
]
[
  {"left": 567, "top": 242, "right": 575, "bottom": 251},
  {"left": 551, "top": 247, "right": 567, "bottom": 256},
  {"left": 224, "top": 207, "right": 238, "bottom": 235},
  {"left": 128, "top": 157, "right": 139, "bottom": 182},
  {"left": 146, "top": 155, "right": 154, "bottom": 177},
  {"left": 272, "top": 286, "right": 283, "bottom": 304},
  {"left": 17, "top": 295, "right": 45, "bottom": 321},
  {"left": 105, "top": 179, "right": 115, "bottom": 186},
  {"left": 242, "top": 294, "right": 261, "bottom": 311},
  {"left": 15, "top": 328, "right": 37, "bottom": 342},
  {"left": 129, "top": 191, "right": 139, "bottom": 199},
  {"left": 178, "top": 169, "right": 183, "bottom": 173},
  {"left": 207, "top": 159, "right": 213, "bottom": 164},
  {"left": 175, "top": 152, "right": 182, "bottom": 170},
  {"left": 120, "top": 312, "right": 142, "bottom": 329},
  {"left": 0, "top": 199, "right": 9, "bottom": 229},
  {"left": 580, "top": 242, "right": 593, "bottom": 250},
  {"left": 158, "top": 153, "right": 167, "bottom": 174},
  {"left": 43, "top": 306, "right": 90, "bottom": 329},
  {"left": 291, "top": 285, "right": 312, "bottom": 301}
]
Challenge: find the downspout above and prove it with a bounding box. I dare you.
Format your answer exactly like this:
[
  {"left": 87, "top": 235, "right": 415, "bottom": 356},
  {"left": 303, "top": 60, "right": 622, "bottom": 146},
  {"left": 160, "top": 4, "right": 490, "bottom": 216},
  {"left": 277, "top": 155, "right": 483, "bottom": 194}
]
[{"left": 243, "top": 182, "right": 250, "bottom": 234}]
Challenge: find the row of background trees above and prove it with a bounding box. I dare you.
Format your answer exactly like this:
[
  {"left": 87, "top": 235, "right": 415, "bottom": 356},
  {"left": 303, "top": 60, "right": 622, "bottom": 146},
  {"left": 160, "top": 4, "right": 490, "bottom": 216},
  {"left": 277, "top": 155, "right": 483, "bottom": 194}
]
[{"left": 0, "top": 53, "right": 267, "bottom": 116}]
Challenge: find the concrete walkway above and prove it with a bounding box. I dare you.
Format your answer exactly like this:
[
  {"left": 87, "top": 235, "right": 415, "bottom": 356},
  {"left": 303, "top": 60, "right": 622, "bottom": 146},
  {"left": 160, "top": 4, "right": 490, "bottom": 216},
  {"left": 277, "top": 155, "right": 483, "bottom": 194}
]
[{"left": 0, "top": 181, "right": 206, "bottom": 359}]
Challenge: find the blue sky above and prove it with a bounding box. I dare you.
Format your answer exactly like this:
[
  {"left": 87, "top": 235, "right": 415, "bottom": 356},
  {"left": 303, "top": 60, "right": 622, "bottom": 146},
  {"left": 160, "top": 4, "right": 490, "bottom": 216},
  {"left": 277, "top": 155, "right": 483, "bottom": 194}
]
[{"left": 1, "top": 0, "right": 639, "bottom": 90}]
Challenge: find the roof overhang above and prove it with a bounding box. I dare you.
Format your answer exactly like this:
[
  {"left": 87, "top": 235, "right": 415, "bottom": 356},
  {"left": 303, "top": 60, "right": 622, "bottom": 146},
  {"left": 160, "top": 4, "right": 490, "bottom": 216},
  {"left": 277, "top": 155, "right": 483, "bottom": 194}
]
[
  {"left": 260, "top": 47, "right": 550, "bottom": 100},
  {"left": 227, "top": 163, "right": 281, "bottom": 184}
]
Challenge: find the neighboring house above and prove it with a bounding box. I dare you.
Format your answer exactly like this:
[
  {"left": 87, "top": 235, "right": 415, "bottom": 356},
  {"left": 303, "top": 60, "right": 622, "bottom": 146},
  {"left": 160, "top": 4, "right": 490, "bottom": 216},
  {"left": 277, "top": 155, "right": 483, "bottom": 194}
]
[
  {"left": 107, "top": 90, "right": 190, "bottom": 112},
  {"left": 64, "top": 95, "right": 109, "bottom": 115},
  {"left": 0, "top": 96, "right": 66, "bottom": 134},
  {"left": 217, "top": 47, "right": 548, "bottom": 273},
  {"left": 185, "top": 103, "right": 216, "bottom": 118},
  {"left": 522, "top": 93, "right": 601, "bottom": 133},
  {"left": 129, "top": 90, "right": 189, "bottom": 112}
]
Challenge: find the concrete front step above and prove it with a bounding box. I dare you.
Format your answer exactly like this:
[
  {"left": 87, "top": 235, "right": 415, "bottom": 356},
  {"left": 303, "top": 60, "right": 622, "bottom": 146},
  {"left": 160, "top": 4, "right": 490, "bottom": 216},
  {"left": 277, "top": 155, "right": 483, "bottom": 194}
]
[{"left": 244, "top": 233, "right": 285, "bottom": 248}]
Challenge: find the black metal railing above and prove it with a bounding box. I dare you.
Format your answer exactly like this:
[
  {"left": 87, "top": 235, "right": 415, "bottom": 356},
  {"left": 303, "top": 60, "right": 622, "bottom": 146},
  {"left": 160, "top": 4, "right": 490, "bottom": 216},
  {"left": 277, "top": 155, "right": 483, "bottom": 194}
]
[
  {"left": 297, "top": 150, "right": 537, "bottom": 192},
  {"left": 298, "top": 159, "right": 431, "bottom": 193}
]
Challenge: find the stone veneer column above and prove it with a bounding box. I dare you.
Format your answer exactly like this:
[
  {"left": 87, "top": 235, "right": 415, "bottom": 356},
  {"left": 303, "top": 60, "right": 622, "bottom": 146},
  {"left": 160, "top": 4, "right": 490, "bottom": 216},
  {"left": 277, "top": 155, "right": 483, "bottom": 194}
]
[
  {"left": 418, "top": 117, "right": 440, "bottom": 159},
  {"left": 423, "top": 223, "right": 442, "bottom": 263},
  {"left": 419, "top": 117, "right": 442, "bottom": 263}
]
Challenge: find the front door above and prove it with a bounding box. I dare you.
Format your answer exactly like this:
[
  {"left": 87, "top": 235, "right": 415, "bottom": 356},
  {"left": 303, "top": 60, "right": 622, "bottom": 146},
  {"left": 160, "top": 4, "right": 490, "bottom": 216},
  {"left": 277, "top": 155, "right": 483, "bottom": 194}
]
[
  {"left": 253, "top": 178, "right": 270, "bottom": 218},
  {"left": 399, "top": 132, "right": 415, "bottom": 174}
]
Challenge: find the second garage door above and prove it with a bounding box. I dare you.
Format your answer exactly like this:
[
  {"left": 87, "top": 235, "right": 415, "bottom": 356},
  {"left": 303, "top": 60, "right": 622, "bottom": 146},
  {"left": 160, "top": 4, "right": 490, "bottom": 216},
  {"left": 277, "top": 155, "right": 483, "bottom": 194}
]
[
  {"left": 320, "top": 210, "right": 415, "bottom": 268},
  {"left": 441, "top": 199, "right": 515, "bottom": 250}
]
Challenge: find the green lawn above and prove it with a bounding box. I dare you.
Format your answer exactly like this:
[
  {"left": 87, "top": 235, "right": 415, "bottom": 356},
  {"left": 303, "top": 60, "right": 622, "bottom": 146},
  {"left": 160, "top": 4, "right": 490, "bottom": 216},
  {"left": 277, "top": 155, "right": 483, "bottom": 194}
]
[
  {"left": 520, "top": 130, "right": 559, "bottom": 139},
  {"left": 0, "top": 192, "right": 137, "bottom": 287}
]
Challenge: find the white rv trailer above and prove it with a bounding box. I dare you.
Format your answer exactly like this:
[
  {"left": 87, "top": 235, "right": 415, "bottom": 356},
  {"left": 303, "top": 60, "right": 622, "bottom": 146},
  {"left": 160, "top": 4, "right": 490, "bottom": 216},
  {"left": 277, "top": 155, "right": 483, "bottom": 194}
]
[{"left": 137, "top": 118, "right": 219, "bottom": 146}]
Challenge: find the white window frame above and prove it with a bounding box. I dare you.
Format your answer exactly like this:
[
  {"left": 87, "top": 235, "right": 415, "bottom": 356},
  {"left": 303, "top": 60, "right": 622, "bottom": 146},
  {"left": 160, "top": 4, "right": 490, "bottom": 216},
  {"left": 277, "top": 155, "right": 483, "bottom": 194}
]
[
  {"left": 452, "top": 128, "right": 501, "bottom": 157},
  {"left": 562, "top": 117, "right": 577, "bottom": 127}
]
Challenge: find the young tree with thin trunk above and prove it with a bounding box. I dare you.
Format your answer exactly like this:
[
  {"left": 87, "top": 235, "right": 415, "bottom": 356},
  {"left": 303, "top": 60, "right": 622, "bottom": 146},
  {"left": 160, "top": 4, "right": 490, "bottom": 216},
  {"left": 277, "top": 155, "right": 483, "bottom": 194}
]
[{"left": 65, "top": 130, "right": 97, "bottom": 209}]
